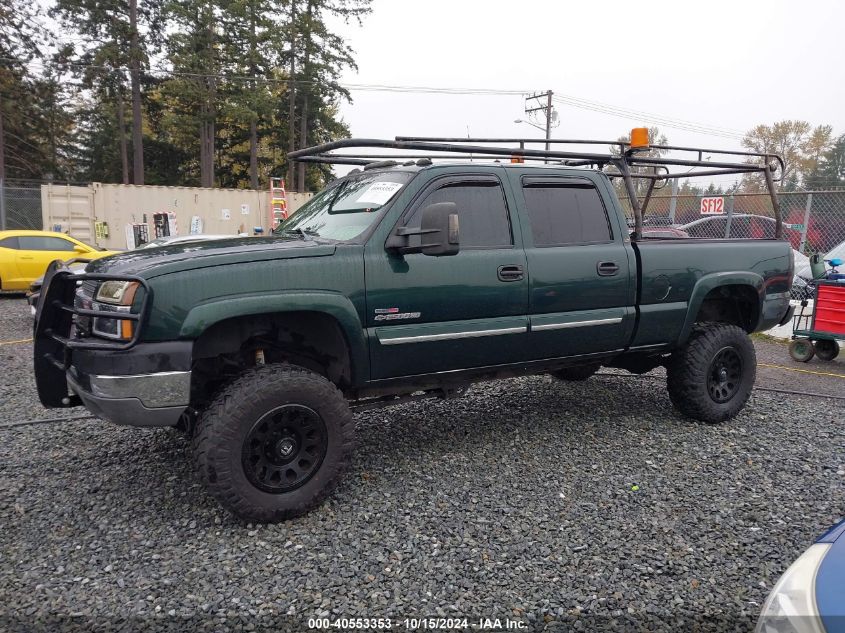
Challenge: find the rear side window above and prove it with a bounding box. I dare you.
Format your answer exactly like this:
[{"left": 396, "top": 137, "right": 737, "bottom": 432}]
[
  {"left": 522, "top": 181, "right": 612, "bottom": 246},
  {"left": 407, "top": 180, "right": 512, "bottom": 248},
  {"left": 0, "top": 237, "right": 19, "bottom": 249},
  {"left": 18, "top": 236, "right": 77, "bottom": 251}
]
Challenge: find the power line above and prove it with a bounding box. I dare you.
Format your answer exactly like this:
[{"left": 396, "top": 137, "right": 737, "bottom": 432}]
[
  {"left": 552, "top": 95, "right": 745, "bottom": 141},
  {"left": 2, "top": 56, "right": 752, "bottom": 141},
  {"left": 553, "top": 94, "right": 744, "bottom": 136},
  {"left": 2, "top": 56, "right": 531, "bottom": 93}
]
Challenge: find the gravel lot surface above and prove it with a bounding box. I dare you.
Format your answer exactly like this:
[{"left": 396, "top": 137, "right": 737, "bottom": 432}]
[{"left": 1, "top": 295, "right": 843, "bottom": 632}]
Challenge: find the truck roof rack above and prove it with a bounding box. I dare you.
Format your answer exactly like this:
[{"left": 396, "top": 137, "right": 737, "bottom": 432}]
[{"left": 288, "top": 134, "right": 785, "bottom": 240}]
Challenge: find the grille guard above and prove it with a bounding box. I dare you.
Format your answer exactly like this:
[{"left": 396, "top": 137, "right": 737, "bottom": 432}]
[{"left": 34, "top": 260, "right": 152, "bottom": 408}]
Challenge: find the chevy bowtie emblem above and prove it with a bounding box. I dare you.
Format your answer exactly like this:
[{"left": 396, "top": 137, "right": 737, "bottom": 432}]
[{"left": 374, "top": 308, "right": 421, "bottom": 321}]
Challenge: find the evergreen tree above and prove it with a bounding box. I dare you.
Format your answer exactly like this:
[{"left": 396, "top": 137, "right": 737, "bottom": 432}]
[
  {"left": 0, "top": 0, "right": 75, "bottom": 181},
  {"left": 217, "top": 0, "right": 277, "bottom": 189},
  {"left": 282, "top": 0, "right": 371, "bottom": 191},
  {"left": 51, "top": 0, "right": 163, "bottom": 183}
]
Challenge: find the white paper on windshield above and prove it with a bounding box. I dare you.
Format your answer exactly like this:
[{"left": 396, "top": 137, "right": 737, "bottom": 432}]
[{"left": 356, "top": 181, "right": 404, "bottom": 206}]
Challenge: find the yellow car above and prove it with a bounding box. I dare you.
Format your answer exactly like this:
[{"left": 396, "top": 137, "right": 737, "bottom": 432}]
[{"left": 0, "top": 230, "right": 120, "bottom": 291}]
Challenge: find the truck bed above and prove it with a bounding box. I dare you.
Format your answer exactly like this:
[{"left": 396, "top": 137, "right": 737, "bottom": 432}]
[{"left": 630, "top": 238, "right": 793, "bottom": 348}]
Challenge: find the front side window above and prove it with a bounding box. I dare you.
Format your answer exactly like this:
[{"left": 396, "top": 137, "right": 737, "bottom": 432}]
[
  {"left": 0, "top": 237, "right": 19, "bottom": 249},
  {"left": 522, "top": 181, "right": 612, "bottom": 246},
  {"left": 406, "top": 180, "right": 512, "bottom": 249},
  {"left": 276, "top": 171, "right": 413, "bottom": 242},
  {"left": 18, "top": 236, "right": 78, "bottom": 252}
]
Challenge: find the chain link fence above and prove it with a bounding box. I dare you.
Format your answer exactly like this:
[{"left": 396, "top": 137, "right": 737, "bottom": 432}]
[
  {"left": 1, "top": 180, "right": 44, "bottom": 231},
  {"left": 618, "top": 189, "right": 845, "bottom": 255},
  {"left": 3, "top": 179, "right": 844, "bottom": 256}
]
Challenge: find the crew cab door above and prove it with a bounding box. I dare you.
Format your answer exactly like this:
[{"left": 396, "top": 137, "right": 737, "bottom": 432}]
[
  {"left": 509, "top": 173, "right": 635, "bottom": 359},
  {"left": 364, "top": 173, "right": 529, "bottom": 379}
]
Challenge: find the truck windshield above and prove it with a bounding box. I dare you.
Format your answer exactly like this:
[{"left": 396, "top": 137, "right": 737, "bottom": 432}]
[{"left": 275, "top": 171, "right": 413, "bottom": 241}]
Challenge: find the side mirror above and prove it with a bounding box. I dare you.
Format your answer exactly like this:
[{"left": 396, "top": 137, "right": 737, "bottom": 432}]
[
  {"left": 73, "top": 245, "right": 88, "bottom": 254},
  {"left": 386, "top": 202, "right": 460, "bottom": 256}
]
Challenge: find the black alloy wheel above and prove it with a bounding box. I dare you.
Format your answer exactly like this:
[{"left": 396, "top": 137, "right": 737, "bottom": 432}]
[
  {"left": 242, "top": 404, "right": 328, "bottom": 493},
  {"left": 706, "top": 347, "right": 743, "bottom": 403},
  {"left": 193, "top": 363, "right": 355, "bottom": 522},
  {"left": 666, "top": 322, "right": 756, "bottom": 423}
]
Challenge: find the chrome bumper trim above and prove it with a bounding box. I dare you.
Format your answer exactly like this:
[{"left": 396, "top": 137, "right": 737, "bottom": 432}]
[
  {"left": 379, "top": 326, "right": 526, "bottom": 346},
  {"left": 89, "top": 371, "right": 191, "bottom": 408},
  {"left": 531, "top": 317, "right": 623, "bottom": 332}
]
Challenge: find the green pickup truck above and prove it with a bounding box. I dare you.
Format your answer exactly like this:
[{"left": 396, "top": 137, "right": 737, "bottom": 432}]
[{"left": 34, "top": 136, "right": 794, "bottom": 522}]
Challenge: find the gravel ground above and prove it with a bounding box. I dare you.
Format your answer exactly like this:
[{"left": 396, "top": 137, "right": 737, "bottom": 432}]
[
  {"left": 752, "top": 333, "right": 845, "bottom": 399},
  {"left": 1, "top": 295, "right": 844, "bottom": 632},
  {"left": 0, "top": 295, "right": 86, "bottom": 423}
]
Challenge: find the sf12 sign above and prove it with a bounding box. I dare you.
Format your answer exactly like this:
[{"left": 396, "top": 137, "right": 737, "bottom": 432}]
[{"left": 700, "top": 197, "right": 725, "bottom": 215}]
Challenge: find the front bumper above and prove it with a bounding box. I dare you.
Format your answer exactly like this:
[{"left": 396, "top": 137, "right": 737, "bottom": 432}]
[
  {"left": 68, "top": 368, "right": 189, "bottom": 427},
  {"left": 60, "top": 342, "right": 194, "bottom": 426},
  {"left": 34, "top": 264, "right": 192, "bottom": 427}
]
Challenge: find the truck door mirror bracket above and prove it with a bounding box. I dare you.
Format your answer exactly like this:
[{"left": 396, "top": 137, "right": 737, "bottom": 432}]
[{"left": 386, "top": 202, "right": 460, "bottom": 256}]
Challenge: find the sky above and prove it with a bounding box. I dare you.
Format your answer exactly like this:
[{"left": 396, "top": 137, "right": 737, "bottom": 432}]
[{"left": 330, "top": 0, "right": 845, "bottom": 185}]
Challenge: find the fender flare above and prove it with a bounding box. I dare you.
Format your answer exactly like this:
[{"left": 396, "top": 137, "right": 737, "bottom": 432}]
[
  {"left": 179, "top": 291, "right": 368, "bottom": 385},
  {"left": 677, "top": 271, "right": 764, "bottom": 345}
]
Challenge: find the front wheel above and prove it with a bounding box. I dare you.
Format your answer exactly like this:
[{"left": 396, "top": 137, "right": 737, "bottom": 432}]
[
  {"left": 666, "top": 323, "right": 756, "bottom": 424},
  {"left": 193, "top": 363, "right": 355, "bottom": 522}
]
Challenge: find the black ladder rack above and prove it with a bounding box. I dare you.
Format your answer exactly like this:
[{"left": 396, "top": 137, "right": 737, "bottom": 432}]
[{"left": 288, "top": 135, "right": 785, "bottom": 240}]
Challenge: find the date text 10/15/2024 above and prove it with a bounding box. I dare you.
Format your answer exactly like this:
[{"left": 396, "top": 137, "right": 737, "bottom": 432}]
[{"left": 307, "top": 617, "right": 527, "bottom": 630}]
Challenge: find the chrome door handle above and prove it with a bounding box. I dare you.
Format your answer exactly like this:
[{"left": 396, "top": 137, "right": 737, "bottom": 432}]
[
  {"left": 597, "top": 261, "right": 619, "bottom": 276},
  {"left": 497, "top": 265, "right": 524, "bottom": 282}
]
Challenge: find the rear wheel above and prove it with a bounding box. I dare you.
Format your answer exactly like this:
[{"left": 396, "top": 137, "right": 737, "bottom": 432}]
[
  {"left": 192, "top": 363, "right": 355, "bottom": 522},
  {"left": 550, "top": 363, "right": 601, "bottom": 381},
  {"left": 667, "top": 323, "right": 756, "bottom": 423},
  {"left": 814, "top": 340, "right": 840, "bottom": 362},
  {"left": 788, "top": 338, "right": 815, "bottom": 363}
]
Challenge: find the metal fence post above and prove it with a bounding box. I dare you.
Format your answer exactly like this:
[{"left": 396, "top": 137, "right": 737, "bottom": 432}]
[
  {"left": 668, "top": 178, "right": 678, "bottom": 224},
  {"left": 0, "top": 177, "right": 6, "bottom": 230},
  {"left": 798, "top": 193, "right": 812, "bottom": 253},
  {"left": 724, "top": 194, "right": 735, "bottom": 238}
]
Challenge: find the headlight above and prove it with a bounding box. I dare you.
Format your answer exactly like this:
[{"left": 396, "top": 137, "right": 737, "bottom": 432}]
[
  {"left": 92, "top": 281, "right": 140, "bottom": 340},
  {"left": 756, "top": 543, "right": 830, "bottom": 633},
  {"left": 96, "top": 280, "right": 139, "bottom": 305},
  {"left": 92, "top": 303, "right": 133, "bottom": 340}
]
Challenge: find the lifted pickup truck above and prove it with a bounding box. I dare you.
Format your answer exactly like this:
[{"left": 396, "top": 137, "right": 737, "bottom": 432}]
[{"left": 34, "top": 133, "right": 794, "bottom": 522}]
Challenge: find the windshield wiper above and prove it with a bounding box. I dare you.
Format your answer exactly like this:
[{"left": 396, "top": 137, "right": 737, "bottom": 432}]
[{"left": 280, "top": 227, "right": 319, "bottom": 240}]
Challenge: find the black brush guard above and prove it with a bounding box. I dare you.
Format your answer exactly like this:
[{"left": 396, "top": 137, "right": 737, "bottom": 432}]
[{"left": 34, "top": 260, "right": 152, "bottom": 408}]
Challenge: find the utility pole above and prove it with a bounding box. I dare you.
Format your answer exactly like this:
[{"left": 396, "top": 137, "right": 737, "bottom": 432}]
[{"left": 524, "top": 90, "right": 554, "bottom": 162}]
